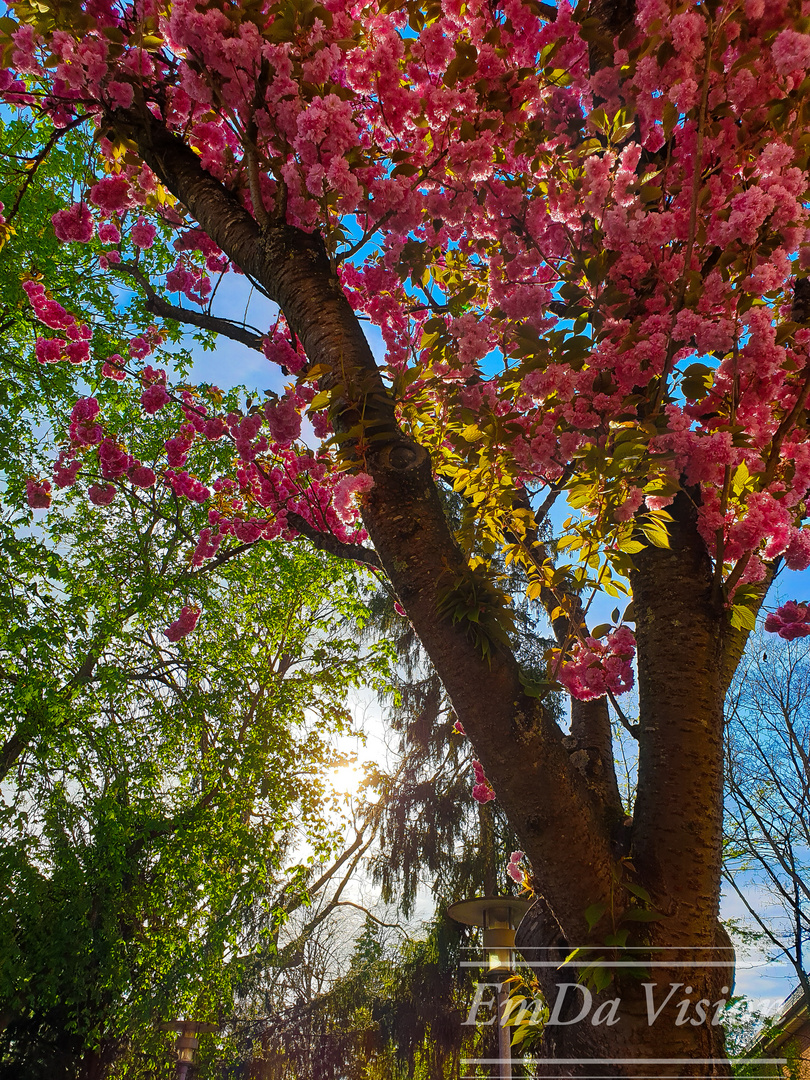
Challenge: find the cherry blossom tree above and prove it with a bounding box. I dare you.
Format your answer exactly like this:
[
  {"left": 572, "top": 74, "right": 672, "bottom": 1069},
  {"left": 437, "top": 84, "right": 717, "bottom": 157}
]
[{"left": 2, "top": 0, "right": 810, "bottom": 1070}]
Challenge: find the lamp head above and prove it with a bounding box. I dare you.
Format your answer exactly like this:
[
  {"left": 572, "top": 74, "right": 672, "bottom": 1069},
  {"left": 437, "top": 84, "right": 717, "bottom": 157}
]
[{"left": 446, "top": 896, "right": 534, "bottom": 975}]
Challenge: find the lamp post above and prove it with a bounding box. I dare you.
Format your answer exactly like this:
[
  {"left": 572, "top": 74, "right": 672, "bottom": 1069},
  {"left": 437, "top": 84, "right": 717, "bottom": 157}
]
[
  {"left": 448, "top": 896, "right": 533, "bottom": 1080},
  {"left": 158, "top": 1020, "right": 219, "bottom": 1080}
]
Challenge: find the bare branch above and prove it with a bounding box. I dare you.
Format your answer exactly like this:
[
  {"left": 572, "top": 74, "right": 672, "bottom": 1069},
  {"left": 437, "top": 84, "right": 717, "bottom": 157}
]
[
  {"left": 116, "top": 261, "right": 265, "bottom": 352},
  {"left": 331, "top": 900, "right": 413, "bottom": 938}
]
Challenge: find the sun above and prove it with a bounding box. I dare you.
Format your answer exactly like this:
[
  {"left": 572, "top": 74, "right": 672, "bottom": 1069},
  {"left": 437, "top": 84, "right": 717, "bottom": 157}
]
[
  {"left": 328, "top": 764, "right": 365, "bottom": 797},
  {"left": 326, "top": 764, "right": 382, "bottom": 804}
]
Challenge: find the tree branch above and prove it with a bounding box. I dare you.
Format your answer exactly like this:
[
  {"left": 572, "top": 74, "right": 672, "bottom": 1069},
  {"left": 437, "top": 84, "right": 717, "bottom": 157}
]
[
  {"left": 116, "top": 261, "right": 266, "bottom": 352},
  {"left": 285, "top": 511, "right": 382, "bottom": 569},
  {"left": 4, "top": 115, "right": 86, "bottom": 225},
  {"left": 331, "top": 900, "right": 413, "bottom": 938}
]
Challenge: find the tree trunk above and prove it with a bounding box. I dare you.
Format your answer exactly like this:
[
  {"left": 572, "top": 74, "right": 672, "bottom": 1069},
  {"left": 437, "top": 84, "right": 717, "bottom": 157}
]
[{"left": 515, "top": 496, "right": 733, "bottom": 1076}]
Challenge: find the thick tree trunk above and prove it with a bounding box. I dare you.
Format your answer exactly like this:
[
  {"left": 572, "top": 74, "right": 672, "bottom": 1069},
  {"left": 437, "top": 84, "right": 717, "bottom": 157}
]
[{"left": 515, "top": 496, "right": 733, "bottom": 1076}]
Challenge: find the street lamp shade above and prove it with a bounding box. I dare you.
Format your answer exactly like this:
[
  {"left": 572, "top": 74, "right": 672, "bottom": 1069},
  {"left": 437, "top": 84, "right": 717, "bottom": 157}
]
[
  {"left": 447, "top": 896, "right": 534, "bottom": 975},
  {"left": 158, "top": 1020, "right": 220, "bottom": 1073}
]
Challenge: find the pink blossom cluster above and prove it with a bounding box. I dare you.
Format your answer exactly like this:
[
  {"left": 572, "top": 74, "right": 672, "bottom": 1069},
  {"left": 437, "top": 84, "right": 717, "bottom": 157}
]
[
  {"left": 174, "top": 228, "right": 229, "bottom": 274},
  {"left": 557, "top": 626, "right": 636, "bottom": 702},
  {"left": 11, "top": 0, "right": 810, "bottom": 649},
  {"left": 764, "top": 601, "right": 810, "bottom": 640},
  {"left": 333, "top": 472, "right": 375, "bottom": 525},
  {"left": 164, "top": 469, "right": 210, "bottom": 503},
  {"left": 51, "top": 396, "right": 158, "bottom": 505},
  {"left": 165, "top": 604, "right": 201, "bottom": 642},
  {"left": 127, "top": 379, "right": 374, "bottom": 565},
  {"left": 51, "top": 202, "right": 93, "bottom": 244},
  {"left": 101, "top": 354, "right": 126, "bottom": 380},
  {"left": 264, "top": 397, "right": 301, "bottom": 447},
  {"left": 89, "top": 483, "right": 116, "bottom": 506},
  {"left": 26, "top": 477, "right": 52, "bottom": 509},
  {"left": 506, "top": 850, "right": 525, "bottom": 884},
  {"left": 471, "top": 759, "right": 496, "bottom": 804},
  {"left": 89, "top": 176, "right": 132, "bottom": 215},
  {"left": 23, "top": 280, "right": 92, "bottom": 365},
  {"left": 53, "top": 450, "right": 82, "bottom": 488},
  {"left": 165, "top": 256, "right": 212, "bottom": 306},
  {"left": 261, "top": 326, "right": 307, "bottom": 374}
]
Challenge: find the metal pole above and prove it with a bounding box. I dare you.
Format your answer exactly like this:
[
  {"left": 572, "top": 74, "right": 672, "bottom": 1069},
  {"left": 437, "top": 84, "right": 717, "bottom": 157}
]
[{"left": 497, "top": 981, "right": 512, "bottom": 1080}]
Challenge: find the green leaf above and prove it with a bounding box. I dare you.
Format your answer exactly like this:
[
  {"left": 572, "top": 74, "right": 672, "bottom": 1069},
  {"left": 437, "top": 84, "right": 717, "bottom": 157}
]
[
  {"left": 729, "top": 604, "right": 757, "bottom": 632},
  {"left": 623, "top": 882, "right": 652, "bottom": 904},
  {"left": 623, "top": 908, "right": 664, "bottom": 921},
  {"left": 585, "top": 902, "right": 607, "bottom": 931},
  {"left": 640, "top": 521, "right": 670, "bottom": 549}
]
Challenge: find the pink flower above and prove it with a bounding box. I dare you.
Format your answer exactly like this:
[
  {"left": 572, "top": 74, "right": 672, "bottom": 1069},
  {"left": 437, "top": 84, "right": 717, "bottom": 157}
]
[
  {"left": 89, "top": 176, "right": 131, "bottom": 214},
  {"left": 26, "top": 478, "right": 51, "bottom": 509},
  {"left": 70, "top": 397, "right": 104, "bottom": 446},
  {"left": 164, "top": 469, "right": 210, "bottom": 503},
  {"left": 53, "top": 452, "right": 81, "bottom": 488},
  {"left": 764, "top": 601, "right": 810, "bottom": 640},
  {"left": 35, "top": 337, "right": 65, "bottom": 364},
  {"left": 141, "top": 385, "right": 170, "bottom": 414},
  {"left": 669, "top": 12, "right": 705, "bottom": 61},
  {"left": 333, "top": 472, "right": 375, "bottom": 524},
  {"left": 557, "top": 626, "right": 636, "bottom": 702},
  {"left": 615, "top": 488, "right": 643, "bottom": 523},
  {"left": 131, "top": 216, "right": 156, "bottom": 249},
  {"left": 52, "top": 202, "right": 94, "bottom": 243},
  {"left": 234, "top": 518, "right": 264, "bottom": 543},
  {"left": 507, "top": 851, "right": 525, "bottom": 883},
  {"left": 129, "top": 336, "right": 152, "bottom": 360},
  {"left": 98, "top": 437, "right": 132, "bottom": 479},
  {"left": 202, "top": 417, "right": 227, "bottom": 441},
  {"left": 452, "top": 718, "right": 466, "bottom": 735},
  {"left": 98, "top": 220, "right": 121, "bottom": 244},
  {"left": 165, "top": 604, "right": 201, "bottom": 642},
  {"left": 88, "top": 483, "right": 116, "bottom": 506},
  {"left": 784, "top": 530, "right": 810, "bottom": 572},
  {"left": 773, "top": 29, "right": 810, "bottom": 76},
  {"left": 65, "top": 339, "right": 90, "bottom": 365},
  {"left": 141, "top": 365, "right": 166, "bottom": 386},
  {"left": 165, "top": 431, "right": 194, "bottom": 468},
  {"left": 191, "top": 527, "right": 222, "bottom": 567},
  {"left": 265, "top": 397, "right": 302, "bottom": 446},
  {"left": 261, "top": 333, "right": 306, "bottom": 373},
  {"left": 471, "top": 759, "right": 496, "bottom": 803},
  {"left": 128, "top": 464, "right": 156, "bottom": 488},
  {"left": 472, "top": 783, "right": 496, "bottom": 804},
  {"left": 102, "top": 355, "right": 126, "bottom": 380},
  {"left": 106, "top": 80, "right": 134, "bottom": 109}
]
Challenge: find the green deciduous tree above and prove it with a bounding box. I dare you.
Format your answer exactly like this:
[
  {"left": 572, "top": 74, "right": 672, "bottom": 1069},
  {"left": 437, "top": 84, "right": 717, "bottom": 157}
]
[{"left": 0, "top": 178, "right": 392, "bottom": 1074}]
